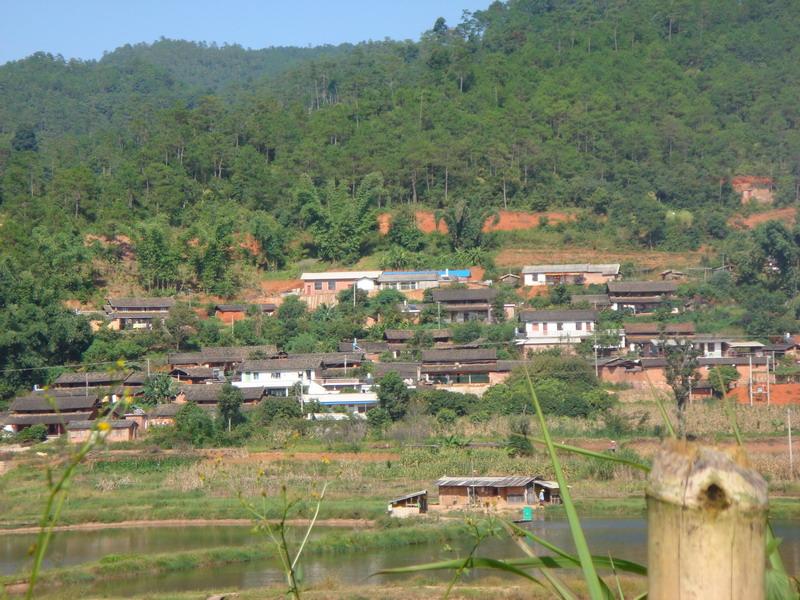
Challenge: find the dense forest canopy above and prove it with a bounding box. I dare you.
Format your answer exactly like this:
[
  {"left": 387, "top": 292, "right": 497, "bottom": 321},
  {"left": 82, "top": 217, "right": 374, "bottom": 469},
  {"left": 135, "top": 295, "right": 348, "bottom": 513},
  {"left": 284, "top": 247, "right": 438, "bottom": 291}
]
[{"left": 2, "top": 0, "right": 800, "bottom": 400}]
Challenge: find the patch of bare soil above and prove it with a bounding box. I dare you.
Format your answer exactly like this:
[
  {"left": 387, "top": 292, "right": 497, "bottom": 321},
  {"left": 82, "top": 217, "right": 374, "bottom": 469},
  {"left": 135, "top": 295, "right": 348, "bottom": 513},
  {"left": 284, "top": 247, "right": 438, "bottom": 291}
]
[
  {"left": 729, "top": 207, "right": 796, "bottom": 229},
  {"left": 378, "top": 210, "right": 575, "bottom": 235}
]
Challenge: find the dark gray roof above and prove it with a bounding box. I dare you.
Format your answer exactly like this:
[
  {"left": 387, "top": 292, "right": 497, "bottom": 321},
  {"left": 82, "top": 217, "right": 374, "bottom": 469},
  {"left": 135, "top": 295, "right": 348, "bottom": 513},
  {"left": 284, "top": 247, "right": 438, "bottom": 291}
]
[
  {"left": 5, "top": 412, "right": 93, "bottom": 425},
  {"left": 607, "top": 281, "right": 678, "bottom": 294},
  {"left": 177, "top": 384, "right": 265, "bottom": 403},
  {"left": 240, "top": 357, "right": 322, "bottom": 372},
  {"left": 520, "top": 310, "right": 597, "bottom": 322},
  {"left": 624, "top": 322, "right": 695, "bottom": 335},
  {"left": 522, "top": 264, "right": 620, "bottom": 275},
  {"left": 108, "top": 312, "right": 166, "bottom": 320},
  {"left": 286, "top": 352, "right": 365, "bottom": 367},
  {"left": 436, "top": 476, "right": 540, "bottom": 488},
  {"left": 54, "top": 371, "right": 128, "bottom": 386},
  {"left": 67, "top": 419, "right": 138, "bottom": 431},
  {"left": 170, "top": 367, "right": 215, "bottom": 379},
  {"left": 439, "top": 303, "right": 491, "bottom": 312},
  {"left": 169, "top": 345, "right": 279, "bottom": 365},
  {"left": 373, "top": 362, "right": 420, "bottom": 380},
  {"left": 215, "top": 303, "right": 276, "bottom": 312},
  {"left": 422, "top": 363, "right": 500, "bottom": 374},
  {"left": 421, "top": 348, "right": 497, "bottom": 363},
  {"left": 338, "top": 341, "right": 390, "bottom": 353},
  {"left": 384, "top": 329, "right": 451, "bottom": 342},
  {"left": 106, "top": 297, "right": 175, "bottom": 309},
  {"left": 124, "top": 372, "right": 149, "bottom": 385},
  {"left": 10, "top": 395, "right": 100, "bottom": 412},
  {"left": 378, "top": 272, "right": 440, "bottom": 283},
  {"left": 431, "top": 288, "right": 497, "bottom": 303},
  {"left": 148, "top": 403, "right": 184, "bottom": 417}
]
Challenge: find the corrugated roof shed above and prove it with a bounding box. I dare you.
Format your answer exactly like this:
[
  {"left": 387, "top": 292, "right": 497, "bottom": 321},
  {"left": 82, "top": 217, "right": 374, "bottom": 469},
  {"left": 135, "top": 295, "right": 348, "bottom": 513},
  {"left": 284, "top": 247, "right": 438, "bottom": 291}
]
[{"left": 436, "top": 476, "right": 539, "bottom": 487}]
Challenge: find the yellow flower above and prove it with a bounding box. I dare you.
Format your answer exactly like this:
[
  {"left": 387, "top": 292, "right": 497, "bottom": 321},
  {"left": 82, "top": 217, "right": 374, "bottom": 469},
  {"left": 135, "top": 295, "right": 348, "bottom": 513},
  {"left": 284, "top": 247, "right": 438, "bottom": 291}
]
[
  {"left": 116, "top": 359, "right": 126, "bottom": 369},
  {"left": 97, "top": 422, "right": 111, "bottom": 432}
]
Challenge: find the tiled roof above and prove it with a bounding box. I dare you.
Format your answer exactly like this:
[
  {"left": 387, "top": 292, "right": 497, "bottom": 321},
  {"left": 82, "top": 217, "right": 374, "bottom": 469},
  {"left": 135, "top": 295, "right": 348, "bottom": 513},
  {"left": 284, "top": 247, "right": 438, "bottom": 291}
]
[
  {"left": 67, "top": 419, "right": 137, "bottom": 431},
  {"left": 10, "top": 395, "right": 99, "bottom": 412},
  {"left": 106, "top": 297, "right": 175, "bottom": 309},
  {"left": 421, "top": 348, "right": 497, "bottom": 363},
  {"left": 607, "top": 281, "right": 678, "bottom": 294},
  {"left": 522, "top": 264, "right": 620, "bottom": 275},
  {"left": 431, "top": 288, "right": 497, "bottom": 303},
  {"left": 520, "top": 309, "right": 597, "bottom": 322},
  {"left": 436, "top": 476, "right": 542, "bottom": 488}
]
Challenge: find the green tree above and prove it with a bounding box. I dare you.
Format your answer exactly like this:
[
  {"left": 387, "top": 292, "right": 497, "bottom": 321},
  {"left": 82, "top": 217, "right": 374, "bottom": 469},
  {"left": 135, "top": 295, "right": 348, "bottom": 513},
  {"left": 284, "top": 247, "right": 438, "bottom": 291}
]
[
  {"left": 175, "top": 402, "right": 215, "bottom": 446},
  {"left": 164, "top": 303, "right": 199, "bottom": 350},
  {"left": 218, "top": 382, "right": 245, "bottom": 429},
  {"left": 377, "top": 372, "right": 411, "bottom": 421},
  {"left": 141, "top": 373, "right": 176, "bottom": 405},
  {"left": 708, "top": 365, "right": 740, "bottom": 398}
]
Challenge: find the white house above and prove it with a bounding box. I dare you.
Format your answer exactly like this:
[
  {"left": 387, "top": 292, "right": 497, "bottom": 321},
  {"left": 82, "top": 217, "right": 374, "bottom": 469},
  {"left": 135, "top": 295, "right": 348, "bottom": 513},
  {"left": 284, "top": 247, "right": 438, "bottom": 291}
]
[
  {"left": 235, "top": 357, "right": 323, "bottom": 395},
  {"left": 516, "top": 309, "right": 598, "bottom": 349},
  {"left": 521, "top": 264, "right": 620, "bottom": 287},
  {"left": 235, "top": 355, "right": 378, "bottom": 413}
]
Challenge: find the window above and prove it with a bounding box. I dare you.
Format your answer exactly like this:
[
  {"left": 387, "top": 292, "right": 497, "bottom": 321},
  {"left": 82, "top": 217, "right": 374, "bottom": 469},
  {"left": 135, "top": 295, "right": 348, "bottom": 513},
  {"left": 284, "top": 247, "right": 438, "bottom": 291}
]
[
  {"left": 271, "top": 372, "right": 281, "bottom": 379},
  {"left": 305, "top": 369, "right": 312, "bottom": 378},
  {"left": 557, "top": 322, "right": 564, "bottom": 331},
  {"left": 400, "top": 281, "right": 416, "bottom": 290},
  {"left": 314, "top": 281, "right": 322, "bottom": 290},
  {"left": 576, "top": 321, "right": 582, "bottom": 331},
  {"left": 507, "top": 494, "right": 525, "bottom": 504},
  {"left": 328, "top": 280, "right": 336, "bottom": 291}
]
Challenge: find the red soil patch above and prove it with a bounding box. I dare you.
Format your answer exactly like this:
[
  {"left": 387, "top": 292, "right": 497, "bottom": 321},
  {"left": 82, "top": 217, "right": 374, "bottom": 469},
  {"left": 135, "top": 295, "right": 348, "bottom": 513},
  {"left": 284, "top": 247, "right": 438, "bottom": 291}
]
[
  {"left": 729, "top": 207, "right": 797, "bottom": 229},
  {"left": 378, "top": 210, "right": 574, "bottom": 235},
  {"left": 260, "top": 279, "right": 302, "bottom": 294},
  {"left": 728, "top": 383, "right": 800, "bottom": 406}
]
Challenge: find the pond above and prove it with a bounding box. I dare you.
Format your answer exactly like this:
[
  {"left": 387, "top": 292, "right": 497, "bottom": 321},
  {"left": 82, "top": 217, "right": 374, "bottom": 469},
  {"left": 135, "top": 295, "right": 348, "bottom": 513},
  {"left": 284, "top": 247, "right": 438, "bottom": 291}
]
[{"left": 2, "top": 517, "right": 798, "bottom": 597}]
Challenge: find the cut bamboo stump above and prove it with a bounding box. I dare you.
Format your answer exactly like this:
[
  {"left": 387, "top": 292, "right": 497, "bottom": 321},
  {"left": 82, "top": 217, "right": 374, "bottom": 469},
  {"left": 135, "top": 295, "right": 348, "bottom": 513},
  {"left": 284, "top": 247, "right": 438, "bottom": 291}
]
[{"left": 647, "top": 440, "right": 768, "bottom": 599}]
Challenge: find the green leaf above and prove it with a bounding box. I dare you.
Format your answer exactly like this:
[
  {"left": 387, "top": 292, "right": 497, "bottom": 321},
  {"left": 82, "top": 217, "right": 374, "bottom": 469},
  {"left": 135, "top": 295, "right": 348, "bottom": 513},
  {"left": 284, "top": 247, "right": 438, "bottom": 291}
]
[
  {"left": 524, "top": 368, "right": 606, "bottom": 600},
  {"left": 376, "top": 555, "right": 543, "bottom": 586},
  {"left": 530, "top": 438, "right": 651, "bottom": 472}
]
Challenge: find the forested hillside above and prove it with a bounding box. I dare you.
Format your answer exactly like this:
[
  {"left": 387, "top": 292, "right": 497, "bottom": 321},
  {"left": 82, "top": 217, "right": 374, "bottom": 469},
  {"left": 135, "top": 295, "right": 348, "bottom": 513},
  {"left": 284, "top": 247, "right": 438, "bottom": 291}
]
[{"left": 2, "top": 0, "right": 800, "bottom": 399}]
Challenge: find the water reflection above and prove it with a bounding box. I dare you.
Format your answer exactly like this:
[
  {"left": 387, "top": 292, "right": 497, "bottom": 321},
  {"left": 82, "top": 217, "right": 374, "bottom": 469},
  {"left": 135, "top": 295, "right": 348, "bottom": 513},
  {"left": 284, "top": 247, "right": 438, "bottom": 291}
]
[{"left": 2, "top": 517, "right": 796, "bottom": 598}]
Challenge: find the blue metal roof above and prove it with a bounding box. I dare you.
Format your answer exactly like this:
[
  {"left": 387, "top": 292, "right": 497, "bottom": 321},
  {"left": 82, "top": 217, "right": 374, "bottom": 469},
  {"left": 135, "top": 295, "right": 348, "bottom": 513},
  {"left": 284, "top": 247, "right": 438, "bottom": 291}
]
[{"left": 382, "top": 269, "right": 471, "bottom": 278}]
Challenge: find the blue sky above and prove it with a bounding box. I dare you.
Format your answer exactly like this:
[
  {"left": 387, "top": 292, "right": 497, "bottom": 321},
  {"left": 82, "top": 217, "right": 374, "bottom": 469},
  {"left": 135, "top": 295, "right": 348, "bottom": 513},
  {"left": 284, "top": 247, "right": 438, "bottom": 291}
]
[{"left": 0, "top": 0, "right": 491, "bottom": 65}]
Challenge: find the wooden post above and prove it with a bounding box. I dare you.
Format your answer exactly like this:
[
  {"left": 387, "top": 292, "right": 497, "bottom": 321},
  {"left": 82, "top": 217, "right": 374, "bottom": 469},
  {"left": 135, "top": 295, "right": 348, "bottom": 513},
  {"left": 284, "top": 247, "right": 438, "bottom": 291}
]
[{"left": 647, "top": 440, "right": 768, "bottom": 599}]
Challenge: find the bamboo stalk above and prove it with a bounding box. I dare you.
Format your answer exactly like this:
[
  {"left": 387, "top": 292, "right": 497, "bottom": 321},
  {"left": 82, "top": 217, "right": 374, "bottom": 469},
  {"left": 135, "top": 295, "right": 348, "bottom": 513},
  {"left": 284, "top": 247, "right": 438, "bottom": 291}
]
[{"left": 647, "top": 440, "right": 768, "bottom": 599}]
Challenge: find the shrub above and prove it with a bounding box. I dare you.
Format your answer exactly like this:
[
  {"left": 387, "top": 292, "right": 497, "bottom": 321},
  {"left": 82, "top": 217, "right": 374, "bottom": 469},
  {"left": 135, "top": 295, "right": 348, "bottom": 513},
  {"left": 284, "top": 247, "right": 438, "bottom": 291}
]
[
  {"left": 254, "top": 397, "right": 303, "bottom": 425},
  {"left": 436, "top": 408, "right": 458, "bottom": 427},
  {"left": 16, "top": 424, "right": 48, "bottom": 443},
  {"left": 417, "top": 389, "right": 478, "bottom": 416},
  {"left": 174, "top": 402, "right": 215, "bottom": 446}
]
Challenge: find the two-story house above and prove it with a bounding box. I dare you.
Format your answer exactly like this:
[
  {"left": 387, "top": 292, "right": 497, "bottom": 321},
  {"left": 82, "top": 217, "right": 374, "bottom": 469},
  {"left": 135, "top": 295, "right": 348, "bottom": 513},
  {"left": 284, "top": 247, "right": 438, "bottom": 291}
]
[
  {"left": 104, "top": 297, "right": 174, "bottom": 330},
  {"left": 521, "top": 264, "right": 620, "bottom": 287},
  {"left": 235, "top": 356, "right": 322, "bottom": 396},
  {"left": 607, "top": 281, "right": 678, "bottom": 314},
  {"left": 516, "top": 309, "right": 598, "bottom": 351},
  {"left": 430, "top": 288, "right": 498, "bottom": 323}
]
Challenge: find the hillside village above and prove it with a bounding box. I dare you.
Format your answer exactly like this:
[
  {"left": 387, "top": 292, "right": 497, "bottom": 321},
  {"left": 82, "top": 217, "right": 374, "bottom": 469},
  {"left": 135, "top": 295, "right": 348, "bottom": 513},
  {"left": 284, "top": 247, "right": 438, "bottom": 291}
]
[{"left": 4, "top": 260, "right": 795, "bottom": 443}]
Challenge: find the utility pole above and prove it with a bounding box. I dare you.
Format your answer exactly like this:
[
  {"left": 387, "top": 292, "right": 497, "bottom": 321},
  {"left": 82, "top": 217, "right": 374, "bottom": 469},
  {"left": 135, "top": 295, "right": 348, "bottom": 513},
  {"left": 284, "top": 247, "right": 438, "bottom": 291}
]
[
  {"left": 789, "top": 408, "right": 794, "bottom": 480},
  {"left": 593, "top": 331, "right": 599, "bottom": 378},
  {"left": 353, "top": 283, "right": 356, "bottom": 308},
  {"left": 146, "top": 358, "right": 151, "bottom": 378},
  {"left": 749, "top": 354, "right": 753, "bottom": 407},
  {"left": 766, "top": 354, "right": 771, "bottom": 406}
]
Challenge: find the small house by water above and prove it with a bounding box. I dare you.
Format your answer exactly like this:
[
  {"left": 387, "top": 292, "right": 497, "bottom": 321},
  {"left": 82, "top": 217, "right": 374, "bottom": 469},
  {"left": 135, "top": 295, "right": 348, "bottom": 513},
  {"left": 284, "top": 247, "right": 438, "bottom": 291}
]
[{"left": 388, "top": 490, "right": 428, "bottom": 517}]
